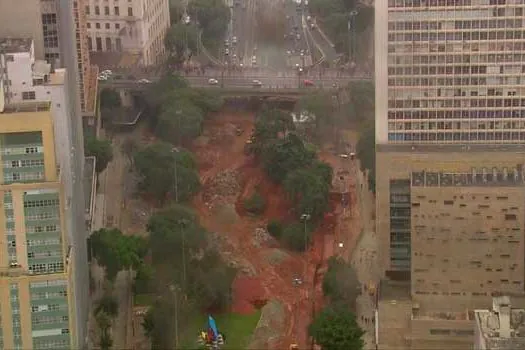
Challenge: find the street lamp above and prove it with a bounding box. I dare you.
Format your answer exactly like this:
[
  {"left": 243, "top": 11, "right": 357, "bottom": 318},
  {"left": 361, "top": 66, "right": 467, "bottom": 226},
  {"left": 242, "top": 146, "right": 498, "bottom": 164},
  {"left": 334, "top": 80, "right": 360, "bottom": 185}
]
[
  {"left": 301, "top": 213, "right": 311, "bottom": 280},
  {"left": 169, "top": 284, "right": 179, "bottom": 348},
  {"left": 171, "top": 146, "right": 180, "bottom": 203},
  {"left": 348, "top": 10, "right": 359, "bottom": 64},
  {"left": 178, "top": 219, "right": 189, "bottom": 291}
]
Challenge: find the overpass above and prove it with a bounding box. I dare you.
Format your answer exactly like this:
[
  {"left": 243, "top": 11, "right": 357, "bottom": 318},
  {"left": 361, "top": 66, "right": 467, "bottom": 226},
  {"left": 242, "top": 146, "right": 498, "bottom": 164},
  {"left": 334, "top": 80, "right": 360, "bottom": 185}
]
[{"left": 101, "top": 73, "right": 372, "bottom": 95}]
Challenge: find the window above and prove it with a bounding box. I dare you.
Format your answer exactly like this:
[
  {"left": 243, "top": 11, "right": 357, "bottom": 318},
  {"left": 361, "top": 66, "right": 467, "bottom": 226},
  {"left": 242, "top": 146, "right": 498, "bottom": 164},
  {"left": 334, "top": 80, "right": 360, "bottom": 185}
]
[
  {"left": 116, "top": 38, "right": 122, "bottom": 51},
  {"left": 6, "top": 54, "right": 14, "bottom": 62},
  {"left": 95, "top": 22, "right": 100, "bottom": 29},
  {"left": 128, "top": 7, "right": 133, "bottom": 16},
  {"left": 95, "top": 6, "right": 100, "bottom": 15},
  {"left": 22, "top": 91, "right": 36, "bottom": 100},
  {"left": 105, "top": 23, "right": 110, "bottom": 29},
  {"left": 87, "top": 23, "right": 91, "bottom": 28},
  {"left": 104, "top": 6, "right": 109, "bottom": 15},
  {"left": 85, "top": 5, "right": 90, "bottom": 15},
  {"left": 87, "top": 36, "right": 93, "bottom": 51},
  {"left": 114, "top": 6, "right": 120, "bottom": 15},
  {"left": 96, "top": 37, "right": 102, "bottom": 51},
  {"left": 105, "top": 38, "right": 112, "bottom": 51},
  {"left": 115, "top": 23, "right": 120, "bottom": 29}
]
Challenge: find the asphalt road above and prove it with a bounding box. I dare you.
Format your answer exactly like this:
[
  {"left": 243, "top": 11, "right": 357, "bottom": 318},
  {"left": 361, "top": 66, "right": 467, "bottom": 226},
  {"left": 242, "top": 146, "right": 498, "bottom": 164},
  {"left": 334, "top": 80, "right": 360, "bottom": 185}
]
[{"left": 308, "top": 19, "right": 338, "bottom": 65}]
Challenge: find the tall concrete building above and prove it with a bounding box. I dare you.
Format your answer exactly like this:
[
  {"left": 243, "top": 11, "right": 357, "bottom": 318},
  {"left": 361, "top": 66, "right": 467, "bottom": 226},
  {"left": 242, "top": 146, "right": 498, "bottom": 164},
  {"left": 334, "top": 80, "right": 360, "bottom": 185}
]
[
  {"left": 375, "top": 1, "right": 525, "bottom": 349},
  {"left": 0, "top": 0, "right": 97, "bottom": 116},
  {"left": 85, "top": 0, "right": 170, "bottom": 66},
  {"left": 0, "top": 36, "right": 90, "bottom": 350}
]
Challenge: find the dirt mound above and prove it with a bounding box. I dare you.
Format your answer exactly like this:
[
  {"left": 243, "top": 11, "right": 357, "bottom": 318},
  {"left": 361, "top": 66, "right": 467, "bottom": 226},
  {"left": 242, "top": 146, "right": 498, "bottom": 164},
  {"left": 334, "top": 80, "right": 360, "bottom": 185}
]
[
  {"left": 232, "top": 276, "right": 267, "bottom": 314},
  {"left": 247, "top": 300, "right": 286, "bottom": 349},
  {"left": 264, "top": 248, "right": 291, "bottom": 266},
  {"left": 206, "top": 123, "right": 238, "bottom": 144},
  {"left": 252, "top": 227, "right": 273, "bottom": 247},
  {"left": 206, "top": 170, "right": 241, "bottom": 197}
]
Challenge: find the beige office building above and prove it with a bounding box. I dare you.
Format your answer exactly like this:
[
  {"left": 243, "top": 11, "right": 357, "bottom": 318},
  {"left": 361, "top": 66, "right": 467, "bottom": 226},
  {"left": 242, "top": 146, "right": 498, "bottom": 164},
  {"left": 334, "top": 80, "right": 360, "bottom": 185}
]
[
  {"left": 375, "top": 1, "right": 525, "bottom": 349},
  {"left": 85, "top": 0, "right": 170, "bottom": 66},
  {"left": 0, "top": 103, "right": 79, "bottom": 350}
]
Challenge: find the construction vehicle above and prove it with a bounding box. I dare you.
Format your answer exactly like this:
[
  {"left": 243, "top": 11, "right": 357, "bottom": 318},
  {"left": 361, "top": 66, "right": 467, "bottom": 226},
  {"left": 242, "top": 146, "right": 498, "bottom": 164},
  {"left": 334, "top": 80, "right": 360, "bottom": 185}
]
[{"left": 289, "top": 344, "right": 299, "bottom": 350}]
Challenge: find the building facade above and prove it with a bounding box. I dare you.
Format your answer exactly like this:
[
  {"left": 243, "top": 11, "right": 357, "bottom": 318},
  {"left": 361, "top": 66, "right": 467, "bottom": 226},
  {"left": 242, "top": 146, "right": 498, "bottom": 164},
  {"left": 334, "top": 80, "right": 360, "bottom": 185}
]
[
  {"left": 0, "top": 0, "right": 96, "bottom": 115},
  {"left": 375, "top": 1, "right": 525, "bottom": 349},
  {"left": 0, "top": 102, "right": 78, "bottom": 350},
  {"left": 85, "top": 0, "right": 170, "bottom": 66}
]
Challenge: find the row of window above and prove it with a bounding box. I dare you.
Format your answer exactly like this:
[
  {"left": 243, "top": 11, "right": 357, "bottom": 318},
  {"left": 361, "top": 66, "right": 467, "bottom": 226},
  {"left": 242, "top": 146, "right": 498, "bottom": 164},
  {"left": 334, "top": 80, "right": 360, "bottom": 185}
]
[
  {"left": 33, "top": 339, "right": 69, "bottom": 350},
  {"left": 388, "top": 65, "right": 516, "bottom": 75},
  {"left": 3, "top": 172, "right": 44, "bottom": 183},
  {"left": 3, "top": 159, "right": 45, "bottom": 169},
  {"left": 27, "top": 225, "right": 60, "bottom": 234},
  {"left": 388, "top": 77, "right": 521, "bottom": 87},
  {"left": 31, "top": 280, "right": 67, "bottom": 288},
  {"left": 87, "top": 21, "right": 121, "bottom": 30},
  {"left": 0, "top": 146, "right": 42, "bottom": 156},
  {"left": 390, "top": 31, "right": 525, "bottom": 42},
  {"left": 388, "top": 98, "right": 525, "bottom": 109},
  {"left": 88, "top": 36, "right": 122, "bottom": 52},
  {"left": 32, "top": 315, "right": 68, "bottom": 325},
  {"left": 28, "top": 251, "right": 62, "bottom": 259},
  {"left": 389, "top": 121, "right": 525, "bottom": 130},
  {"left": 86, "top": 5, "right": 132, "bottom": 17},
  {"left": 389, "top": 42, "right": 523, "bottom": 54},
  {"left": 389, "top": 18, "right": 525, "bottom": 32},
  {"left": 389, "top": 0, "right": 510, "bottom": 7},
  {"left": 29, "top": 262, "right": 64, "bottom": 274},
  {"left": 24, "top": 199, "right": 59, "bottom": 208},
  {"left": 31, "top": 303, "right": 66, "bottom": 313},
  {"left": 25, "top": 211, "right": 59, "bottom": 221},
  {"left": 387, "top": 131, "right": 525, "bottom": 141},
  {"left": 390, "top": 54, "right": 525, "bottom": 65},
  {"left": 31, "top": 290, "right": 67, "bottom": 301},
  {"left": 27, "top": 238, "right": 61, "bottom": 247}
]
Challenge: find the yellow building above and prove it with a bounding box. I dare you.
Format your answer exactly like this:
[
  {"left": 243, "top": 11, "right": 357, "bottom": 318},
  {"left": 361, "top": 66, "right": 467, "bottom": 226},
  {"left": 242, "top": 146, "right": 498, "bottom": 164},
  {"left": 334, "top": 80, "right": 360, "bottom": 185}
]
[{"left": 0, "top": 102, "right": 77, "bottom": 350}]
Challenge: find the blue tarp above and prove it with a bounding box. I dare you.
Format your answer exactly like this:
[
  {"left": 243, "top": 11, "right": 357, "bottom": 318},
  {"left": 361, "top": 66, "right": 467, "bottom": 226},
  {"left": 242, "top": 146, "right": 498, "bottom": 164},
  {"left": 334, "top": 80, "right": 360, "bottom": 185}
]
[{"left": 208, "top": 315, "right": 219, "bottom": 339}]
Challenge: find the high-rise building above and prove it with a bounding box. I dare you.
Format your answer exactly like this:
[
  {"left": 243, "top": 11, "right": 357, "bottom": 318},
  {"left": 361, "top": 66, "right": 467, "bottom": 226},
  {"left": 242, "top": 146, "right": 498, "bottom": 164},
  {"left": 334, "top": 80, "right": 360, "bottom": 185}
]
[
  {"left": 0, "top": 87, "right": 76, "bottom": 349},
  {"left": 375, "top": 1, "right": 525, "bottom": 349},
  {"left": 0, "top": 34, "right": 89, "bottom": 349},
  {"left": 85, "top": 0, "right": 170, "bottom": 66},
  {"left": 0, "top": 0, "right": 97, "bottom": 116}
]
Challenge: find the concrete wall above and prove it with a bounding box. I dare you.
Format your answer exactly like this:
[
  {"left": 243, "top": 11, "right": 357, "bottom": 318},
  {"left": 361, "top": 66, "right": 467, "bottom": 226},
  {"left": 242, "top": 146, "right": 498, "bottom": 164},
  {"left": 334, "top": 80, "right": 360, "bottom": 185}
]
[{"left": 374, "top": 1, "right": 388, "bottom": 144}]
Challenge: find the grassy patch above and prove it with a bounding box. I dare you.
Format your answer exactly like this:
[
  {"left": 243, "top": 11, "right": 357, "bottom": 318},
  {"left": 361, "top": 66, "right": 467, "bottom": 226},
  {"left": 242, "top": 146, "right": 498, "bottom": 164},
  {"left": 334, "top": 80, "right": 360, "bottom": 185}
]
[
  {"left": 181, "top": 311, "right": 262, "bottom": 350},
  {"left": 133, "top": 293, "right": 156, "bottom": 306}
]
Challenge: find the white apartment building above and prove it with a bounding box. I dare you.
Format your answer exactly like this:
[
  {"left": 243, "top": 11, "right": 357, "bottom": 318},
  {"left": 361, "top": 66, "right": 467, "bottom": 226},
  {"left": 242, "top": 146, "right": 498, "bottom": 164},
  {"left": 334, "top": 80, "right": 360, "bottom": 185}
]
[
  {"left": 85, "top": 0, "right": 170, "bottom": 66},
  {"left": 0, "top": 38, "right": 74, "bottom": 198}
]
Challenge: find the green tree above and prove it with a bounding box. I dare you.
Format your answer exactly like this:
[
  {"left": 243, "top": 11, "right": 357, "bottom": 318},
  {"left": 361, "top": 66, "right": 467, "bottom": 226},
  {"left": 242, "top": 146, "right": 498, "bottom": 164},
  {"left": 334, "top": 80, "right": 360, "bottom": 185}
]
[
  {"left": 145, "top": 73, "right": 189, "bottom": 111},
  {"left": 296, "top": 92, "right": 333, "bottom": 130},
  {"left": 284, "top": 166, "right": 331, "bottom": 220},
  {"left": 156, "top": 102, "right": 204, "bottom": 145},
  {"left": 133, "top": 263, "right": 156, "bottom": 295},
  {"left": 84, "top": 137, "right": 113, "bottom": 173},
  {"left": 346, "top": 81, "right": 374, "bottom": 122},
  {"left": 147, "top": 204, "right": 207, "bottom": 267},
  {"left": 100, "top": 88, "right": 121, "bottom": 109},
  {"left": 134, "top": 142, "right": 201, "bottom": 203},
  {"left": 356, "top": 120, "right": 375, "bottom": 193},
  {"left": 90, "top": 228, "right": 147, "bottom": 281},
  {"left": 177, "top": 88, "right": 223, "bottom": 114},
  {"left": 96, "top": 311, "right": 113, "bottom": 350},
  {"left": 243, "top": 192, "right": 266, "bottom": 215},
  {"left": 281, "top": 222, "right": 311, "bottom": 252},
  {"left": 95, "top": 294, "right": 119, "bottom": 317},
  {"left": 267, "top": 219, "right": 283, "bottom": 239},
  {"left": 189, "top": 0, "right": 230, "bottom": 46},
  {"left": 262, "top": 134, "right": 315, "bottom": 183},
  {"left": 164, "top": 23, "right": 199, "bottom": 68},
  {"left": 187, "top": 249, "right": 236, "bottom": 311},
  {"left": 309, "top": 305, "right": 365, "bottom": 350},
  {"left": 322, "top": 257, "right": 360, "bottom": 309}
]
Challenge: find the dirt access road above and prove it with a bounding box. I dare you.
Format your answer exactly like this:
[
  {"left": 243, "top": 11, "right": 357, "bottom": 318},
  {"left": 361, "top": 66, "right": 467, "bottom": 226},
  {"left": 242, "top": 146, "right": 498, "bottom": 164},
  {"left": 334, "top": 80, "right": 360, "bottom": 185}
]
[{"left": 191, "top": 112, "right": 336, "bottom": 349}]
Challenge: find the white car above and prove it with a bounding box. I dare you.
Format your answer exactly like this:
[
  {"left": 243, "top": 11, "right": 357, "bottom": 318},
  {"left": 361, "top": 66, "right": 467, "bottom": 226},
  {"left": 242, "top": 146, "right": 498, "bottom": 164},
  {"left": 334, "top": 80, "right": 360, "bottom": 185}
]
[
  {"left": 137, "top": 79, "right": 152, "bottom": 84},
  {"left": 208, "top": 78, "right": 219, "bottom": 85},
  {"left": 252, "top": 79, "right": 262, "bottom": 87},
  {"left": 232, "top": 36, "right": 237, "bottom": 44},
  {"left": 101, "top": 69, "right": 112, "bottom": 76},
  {"left": 97, "top": 74, "right": 108, "bottom": 81}
]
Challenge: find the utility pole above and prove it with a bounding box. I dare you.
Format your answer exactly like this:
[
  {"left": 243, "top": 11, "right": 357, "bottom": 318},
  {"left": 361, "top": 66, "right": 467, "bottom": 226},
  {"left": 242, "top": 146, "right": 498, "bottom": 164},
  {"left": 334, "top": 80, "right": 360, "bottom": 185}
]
[
  {"left": 170, "top": 285, "right": 179, "bottom": 348},
  {"left": 301, "top": 213, "right": 311, "bottom": 281},
  {"left": 172, "top": 142, "right": 180, "bottom": 203},
  {"left": 348, "top": 10, "right": 358, "bottom": 64},
  {"left": 180, "top": 219, "right": 188, "bottom": 291}
]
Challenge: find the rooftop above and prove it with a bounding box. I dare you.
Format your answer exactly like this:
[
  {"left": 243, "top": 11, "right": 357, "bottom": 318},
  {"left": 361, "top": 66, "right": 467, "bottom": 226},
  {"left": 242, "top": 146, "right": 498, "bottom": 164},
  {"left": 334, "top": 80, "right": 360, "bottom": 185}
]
[
  {"left": 47, "top": 68, "right": 66, "bottom": 86},
  {"left": 475, "top": 296, "right": 525, "bottom": 350},
  {"left": 0, "top": 37, "right": 32, "bottom": 54},
  {"left": 2, "top": 102, "right": 50, "bottom": 114}
]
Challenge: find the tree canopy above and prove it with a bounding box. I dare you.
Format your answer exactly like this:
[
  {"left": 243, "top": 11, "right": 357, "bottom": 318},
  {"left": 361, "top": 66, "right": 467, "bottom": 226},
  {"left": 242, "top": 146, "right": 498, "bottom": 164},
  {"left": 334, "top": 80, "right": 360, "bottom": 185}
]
[
  {"left": 100, "top": 88, "right": 121, "bottom": 109},
  {"left": 308, "top": 0, "right": 374, "bottom": 61},
  {"left": 309, "top": 305, "right": 365, "bottom": 350},
  {"left": 90, "top": 228, "right": 148, "bottom": 281},
  {"left": 322, "top": 257, "right": 360, "bottom": 309},
  {"left": 164, "top": 23, "right": 199, "bottom": 68},
  {"left": 134, "top": 142, "right": 201, "bottom": 203},
  {"left": 84, "top": 137, "right": 113, "bottom": 173},
  {"left": 189, "top": 0, "right": 230, "bottom": 50}
]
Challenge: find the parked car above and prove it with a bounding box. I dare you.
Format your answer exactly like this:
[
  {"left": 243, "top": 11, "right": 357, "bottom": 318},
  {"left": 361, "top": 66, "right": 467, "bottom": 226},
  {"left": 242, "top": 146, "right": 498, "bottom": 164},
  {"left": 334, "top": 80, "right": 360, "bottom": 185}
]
[
  {"left": 137, "top": 79, "right": 152, "bottom": 84},
  {"left": 97, "top": 74, "right": 108, "bottom": 81},
  {"left": 208, "top": 78, "right": 219, "bottom": 85},
  {"left": 252, "top": 79, "right": 262, "bottom": 87},
  {"left": 303, "top": 79, "right": 314, "bottom": 86}
]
